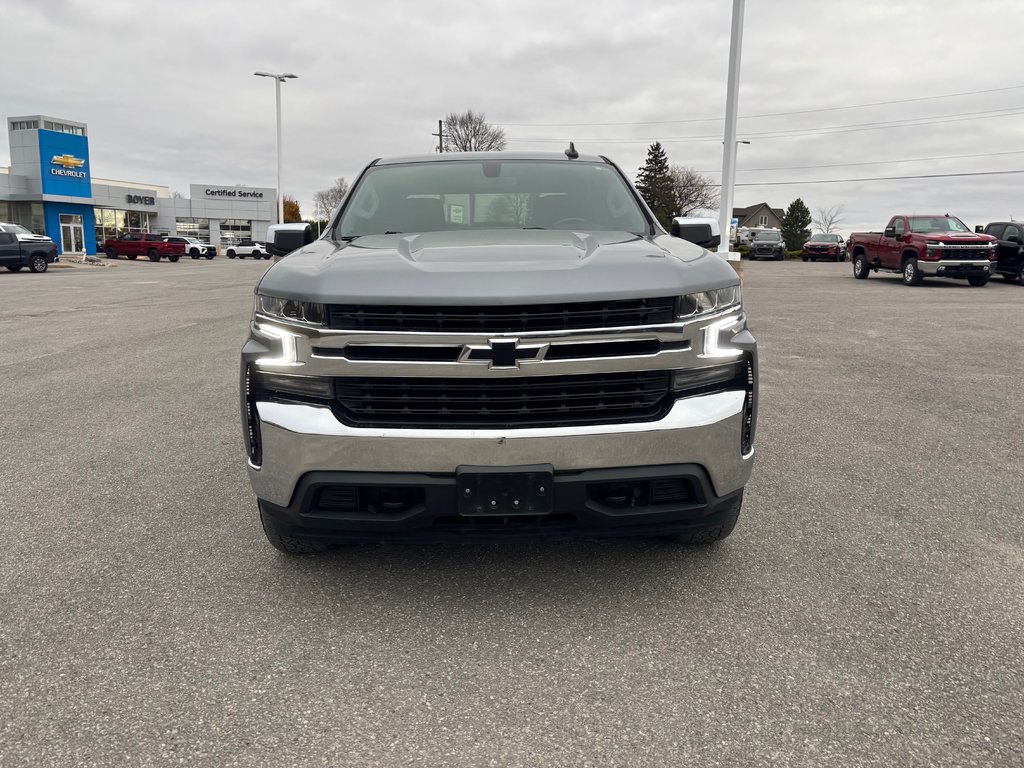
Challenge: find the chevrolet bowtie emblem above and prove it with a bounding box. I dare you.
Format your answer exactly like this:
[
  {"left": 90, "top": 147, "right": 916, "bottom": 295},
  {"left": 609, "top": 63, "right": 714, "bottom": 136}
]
[
  {"left": 51, "top": 154, "right": 85, "bottom": 169},
  {"left": 460, "top": 338, "right": 547, "bottom": 369}
]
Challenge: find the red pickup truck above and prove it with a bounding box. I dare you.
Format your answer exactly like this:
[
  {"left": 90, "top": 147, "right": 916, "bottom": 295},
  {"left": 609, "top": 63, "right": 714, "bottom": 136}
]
[
  {"left": 103, "top": 233, "right": 184, "bottom": 262},
  {"left": 848, "top": 215, "right": 996, "bottom": 286}
]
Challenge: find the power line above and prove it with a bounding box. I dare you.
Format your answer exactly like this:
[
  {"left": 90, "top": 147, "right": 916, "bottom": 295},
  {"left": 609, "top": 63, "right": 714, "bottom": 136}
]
[
  {"left": 505, "top": 107, "right": 1024, "bottom": 144},
  {"left": 721, "top": 169, "right": 1024, "bottom": 188},
  {"left": 696, "top": 149, "right": 1024, "bottom": 175},
  {"left": 496, "top": 84, "right": 1024, "bottom": 127}
]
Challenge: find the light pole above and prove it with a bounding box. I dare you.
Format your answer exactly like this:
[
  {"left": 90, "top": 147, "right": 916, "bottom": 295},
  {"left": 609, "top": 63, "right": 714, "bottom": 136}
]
[
  {"left": 717, "top": 0, "right": 746, "bottom": 254},
  {"left": 254, "top": 71, "right": 298, "bottom": 224}
]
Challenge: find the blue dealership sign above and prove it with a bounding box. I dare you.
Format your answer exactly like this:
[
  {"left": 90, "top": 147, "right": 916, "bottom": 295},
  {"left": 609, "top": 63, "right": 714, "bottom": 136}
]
[{"left": 38, "top": 129, "right": 92, "bottom": 198}]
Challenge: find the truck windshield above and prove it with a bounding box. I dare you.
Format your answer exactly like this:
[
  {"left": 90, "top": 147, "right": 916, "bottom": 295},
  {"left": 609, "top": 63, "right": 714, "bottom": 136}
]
[
  {"left": 754, "top": 232, "right": 780, "bottom": 242},
  {"left": 336, "top": 160, "right": 649, "bottom": 238},
  {"left": 909, "top": 217, "right": 970, "bottom": 233}
]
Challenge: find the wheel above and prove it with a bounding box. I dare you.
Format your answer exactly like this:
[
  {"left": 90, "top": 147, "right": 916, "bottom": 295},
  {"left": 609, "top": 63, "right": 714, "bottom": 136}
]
[
  {"left": 205, "top": 253, "right": 214, "bottom": 260},
  {"left": 227, "top": 249, "right": 237, "bottom": 258},
  {"left": 168, "top": 254, "right": 179, "bottom": 263},
  {"left": 6, "top": 265, "right": 23, "bottom": 272},
  {"left": 967, "top": 275, "right": 989, "bottom": 287},
  {"left": 259, "top": 503, "right": 335, "bottom": 554},
  {"left": 801, "top": 257, "right": 809, "bottom": 262},
  {"left": 147, "top": 248, "right": 160, "bottom": 262},
  {"left": 105, "top": 246, "right": 117, "bottom": 258},
  {"left": 28, "top": 254, "right": 49, "bottom": 273},
  {"left": 126, "top": 254, "right": 138, "bottom": 260},
  {"left": 853, "top": 253, "right": 870, "bottom": 279},
  {"left": 663, "top": 491, "right": 743, "bottom": 545},
  {"left": 262, "top": 254, "right": 271, "bottom": 260},
  {"left": 189, "top": 248, "right": 200, "bottom": 258},
  {"left": 1003, "top": 273, "right": 1019, "bottom": 282},
  {"left": 252, "top": 250, "right": 261, "bottom": 258},
  {"left": 902, "top": 257, "right": 923, "bottom": 286}
]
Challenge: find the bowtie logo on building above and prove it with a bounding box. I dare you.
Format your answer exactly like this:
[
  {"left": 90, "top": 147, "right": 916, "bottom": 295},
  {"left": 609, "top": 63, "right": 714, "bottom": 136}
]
[{"left": 51, "top": 154, "right": 85, "bottom": 169}]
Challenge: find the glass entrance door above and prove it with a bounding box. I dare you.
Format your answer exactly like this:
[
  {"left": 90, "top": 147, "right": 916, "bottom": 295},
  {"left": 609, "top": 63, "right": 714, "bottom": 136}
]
[{"left": 59, "top": 213, "right": 85, "bottom": 253}]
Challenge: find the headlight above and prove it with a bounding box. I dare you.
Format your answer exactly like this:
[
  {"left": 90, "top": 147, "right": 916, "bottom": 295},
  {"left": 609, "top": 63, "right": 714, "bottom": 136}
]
[
  {"left": 255, "top": 293, "right": 326, "bottom": 325},
  {"left": 676, "top": 285, "right": 741, "bottom": 319}
]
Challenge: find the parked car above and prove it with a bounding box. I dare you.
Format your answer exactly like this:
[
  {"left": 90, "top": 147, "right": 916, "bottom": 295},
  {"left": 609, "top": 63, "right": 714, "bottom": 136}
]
[
  {"left": 0, "top": 222, "right": 59, "bottom": 273},
  {"left": 801, "top": 233, "right": 846, "bottom": 262},
  {"left": 848, "top": 215, "right": 996, "bottom": 286},
  {"left": 164, "top": 236, "right": 215, "bottom": 259},
  {"left": 244, "top": 150, "right": 757, "bottom": 553},
  {"left": 104, "top": 233, "right": 184, "bottom": 262},
  {"left": 225, "top": 239, "right": 271, "bottom": 259},
  {"left": 748, "top": 230, "right": 785, "bottom": 260},
  {"left": 978, "top": 221, "right": 1024, "bottom": 284}
]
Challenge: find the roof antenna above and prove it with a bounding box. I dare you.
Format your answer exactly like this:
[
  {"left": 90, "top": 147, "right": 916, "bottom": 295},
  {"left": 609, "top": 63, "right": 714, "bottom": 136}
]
[{"left": 564, "top": 141, "right": 579, "bottom": 159}]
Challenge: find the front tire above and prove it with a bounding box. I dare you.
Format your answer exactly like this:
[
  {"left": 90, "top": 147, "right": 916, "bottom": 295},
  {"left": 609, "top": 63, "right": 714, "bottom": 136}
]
[
  {"left": 967, "top": 275, "right": 989, "bottom": 287},
  {"left": 168, "top": 254, "right": 179, "bottom": 263},
  {"left": 105, "top": 246, "right": 117, "bottom": 258},
  {"left": 205, "top": 253, "right": 214, "bottom": 260},
  {"left": 227, "top": 249, "right": 237, "bottom": 259},
  {"left": 28, "top": 255, "right": 49, "bottom": 273},
  {"left": 853, "top": 253, "right": 870, "bottom": 279},
  {"left": 147, "top": 248, "right": 160, "bottom": 262},
  {"left": 259, "top": 504, "right": 335, "bottom": 555},
  {"left": 664, "top": 492, "right": 743, "bottom": 545},
  {"left": 6, "top": 265, "right": 23, "bottom": 272},
  {"left": 902, "top": 257, "right": 923, "bottom": 286},
  {"left": 802, "top": 257, "right": 809, "bottom": 262},
  {"left": 126, "top": 253, "right": 138, "bottom": 260},
  {"left": 189, "top": 248, "right": 200, "bottom": 258}
]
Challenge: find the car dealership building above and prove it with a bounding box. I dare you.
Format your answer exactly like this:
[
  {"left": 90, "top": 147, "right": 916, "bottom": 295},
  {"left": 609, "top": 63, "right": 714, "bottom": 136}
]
[{"left": 0, "top": 115, "right": 276, "bottom": 254}]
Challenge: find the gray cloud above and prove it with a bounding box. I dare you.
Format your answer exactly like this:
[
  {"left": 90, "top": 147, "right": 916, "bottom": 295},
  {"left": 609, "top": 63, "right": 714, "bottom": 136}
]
[{"left": 3, "top": 0, "right": 1022, "bottom": 232}]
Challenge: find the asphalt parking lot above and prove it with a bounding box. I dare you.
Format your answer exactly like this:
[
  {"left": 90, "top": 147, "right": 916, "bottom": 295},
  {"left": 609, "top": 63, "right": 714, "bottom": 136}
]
[{"left": 1, "top": 257, "right": 1021, "bottom": 767}]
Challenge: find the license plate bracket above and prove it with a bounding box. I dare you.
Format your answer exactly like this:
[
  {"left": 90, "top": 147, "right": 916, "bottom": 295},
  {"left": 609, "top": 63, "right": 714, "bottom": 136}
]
[{"left": 456, "top": 465, "right": 554, "bottom": 516}]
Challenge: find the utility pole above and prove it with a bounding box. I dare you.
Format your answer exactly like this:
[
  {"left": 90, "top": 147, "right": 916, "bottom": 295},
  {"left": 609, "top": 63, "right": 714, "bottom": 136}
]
[{"left": 432, "top": 119, "right": 445, "bottom": 153}]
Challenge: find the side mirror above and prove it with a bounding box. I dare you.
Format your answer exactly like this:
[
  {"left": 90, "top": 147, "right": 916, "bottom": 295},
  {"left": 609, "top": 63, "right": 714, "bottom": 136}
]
[
  {"left": 1008, "top": 235, "right": 1023, "bottom": 245},
  {"left": 670, "top": 222, "right": 721, "bottom": 250},
  {"left": 266, "top": 223, "right": 313, "bottom": 257},
  {"left": 974, "top": 225, "right": 984, "bottom": 233},
  {"left": 883, "top": 226, "right": 896, "bottom": 239}
]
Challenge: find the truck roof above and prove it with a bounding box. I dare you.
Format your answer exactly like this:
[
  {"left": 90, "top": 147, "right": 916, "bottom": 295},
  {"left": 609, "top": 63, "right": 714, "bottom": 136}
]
[{"left": 375, "top": 151, "right": 610, "bottom": 166}]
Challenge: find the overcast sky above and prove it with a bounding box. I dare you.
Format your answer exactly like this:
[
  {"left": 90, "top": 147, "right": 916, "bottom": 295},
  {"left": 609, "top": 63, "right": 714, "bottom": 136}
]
[{"left": 4, "top": 0, "right": 1023, "bottom": 233}]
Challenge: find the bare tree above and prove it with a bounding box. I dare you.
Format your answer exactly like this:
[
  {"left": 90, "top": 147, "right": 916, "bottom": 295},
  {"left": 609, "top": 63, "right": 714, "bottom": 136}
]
[
  {"left": 813, "top": 205, "right": 845, "bottom": 234},
  {"left": 669, "top": 165, "right": 718, "bottom": 217},
  {"left": 312, "top": 177, "right": 349, "bottom": 221},
  {"left": 442, "top": 110, "right": 506, "bottom": 152}
]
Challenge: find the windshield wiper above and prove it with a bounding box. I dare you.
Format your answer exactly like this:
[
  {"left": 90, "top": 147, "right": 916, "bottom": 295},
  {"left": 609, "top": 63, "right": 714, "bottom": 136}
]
[
  {"left": 338, "top": 234, "right": 362, "bottom": 242},
  {"left": 383, "top": 231, "right": 403, "bottom": 235}
]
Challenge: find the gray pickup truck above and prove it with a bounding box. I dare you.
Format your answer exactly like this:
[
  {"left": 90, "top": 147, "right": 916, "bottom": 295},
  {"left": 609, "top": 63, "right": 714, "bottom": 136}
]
[
  {"left": 0, "top": 223, "right": 59, "bottom": 273},
  {"left": 240, "top": 151, "right": 758, "bottom": 553}
]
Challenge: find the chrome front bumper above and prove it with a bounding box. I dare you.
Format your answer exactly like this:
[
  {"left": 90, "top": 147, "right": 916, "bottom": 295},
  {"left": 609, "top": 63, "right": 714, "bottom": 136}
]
[
  {"left": 918, "top": 259, "right": 992, "bottom": 276},
  {"left": 247, "top": 391, "right": 754, "bottom": 508}
]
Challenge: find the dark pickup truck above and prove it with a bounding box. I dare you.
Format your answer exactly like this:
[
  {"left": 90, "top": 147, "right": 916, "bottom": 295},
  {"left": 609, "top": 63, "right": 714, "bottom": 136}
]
[
  {"left": 0, "top": 223, "right": 59, "bottom": 273},
  {"left": 103, "top": 233, "right": 184, "bottom": 262},
  {"left": 849, "top": 214, "right": 996, "bottom": 286},
  {"left": 977, "top": 221, "right": 1024, "bottom": 284}
]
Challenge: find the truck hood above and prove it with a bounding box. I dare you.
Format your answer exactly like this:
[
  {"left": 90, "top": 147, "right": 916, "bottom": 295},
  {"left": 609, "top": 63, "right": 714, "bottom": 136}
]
[
  {"left": 257, "top": 229, "right": 739, "bottom": 304},
  {"left": 16, "top": 233, "right": 53, "bottom": 244},
  {"left": 918, "top": 232, "right": 996, "bottom": 242}
]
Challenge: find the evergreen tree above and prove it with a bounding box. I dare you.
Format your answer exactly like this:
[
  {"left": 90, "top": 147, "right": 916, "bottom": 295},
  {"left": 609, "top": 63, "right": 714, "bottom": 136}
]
[
  {"left": 782, "top": 198, "right": 812, "bottom": 251},
  {"left": 636, "top": 142, "right": 675, "bottom": 229}
]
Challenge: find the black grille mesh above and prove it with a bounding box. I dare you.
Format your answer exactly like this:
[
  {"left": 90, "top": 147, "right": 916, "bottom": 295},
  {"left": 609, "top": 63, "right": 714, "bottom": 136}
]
[
  {"left": 334, "top": 371, "right": 672, "bottom": 429},
  {"left": 327, "top": 297, "right": 675, "bottom": 333}
]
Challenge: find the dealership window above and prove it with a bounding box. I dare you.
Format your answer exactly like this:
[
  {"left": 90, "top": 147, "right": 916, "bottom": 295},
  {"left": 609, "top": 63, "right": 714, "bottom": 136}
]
[
  {"left": 93, "top": 207, "right": 149, "bottom": 243},
  {"left": 2, "top": 201, "right": 45, "bottom": 234},
  {"left": 220, "top": 219, "right": 252, "bottom": 242},
  {"left": 10, "top": 120, "right": 40, "bottom": 131},
  {"left": 42, "top": 120, "right": 84, "bottom": 136},
  {"left": 176, "top": 217, "right": 210, "bottom": 240}
]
